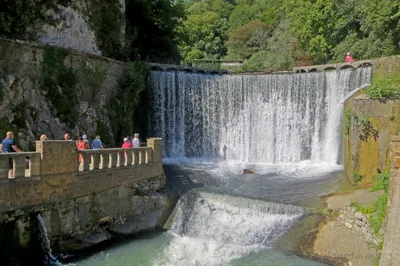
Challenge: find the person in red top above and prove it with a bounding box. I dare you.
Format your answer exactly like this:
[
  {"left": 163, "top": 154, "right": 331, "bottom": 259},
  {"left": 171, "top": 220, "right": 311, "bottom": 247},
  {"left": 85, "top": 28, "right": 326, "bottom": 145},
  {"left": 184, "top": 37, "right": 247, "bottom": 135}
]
[
  {"left": 77, "top": 137, "right": 86, "bottom": 163},
  {"left": 345, "top": 52, "right": 353, "bottom": 62},
  {"left": 121, "top": 137, "right": 132, "bottom": 148},
  {"left": 121, "top": 137, "right": 132, "bottom": 164}
]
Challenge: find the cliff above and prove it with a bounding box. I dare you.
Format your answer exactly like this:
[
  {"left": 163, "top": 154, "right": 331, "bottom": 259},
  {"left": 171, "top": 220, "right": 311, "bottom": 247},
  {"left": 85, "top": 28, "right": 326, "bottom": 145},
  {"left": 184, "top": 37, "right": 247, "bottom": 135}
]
[{"left": 0, "top": 39, "right": 148, "bottom": 149}]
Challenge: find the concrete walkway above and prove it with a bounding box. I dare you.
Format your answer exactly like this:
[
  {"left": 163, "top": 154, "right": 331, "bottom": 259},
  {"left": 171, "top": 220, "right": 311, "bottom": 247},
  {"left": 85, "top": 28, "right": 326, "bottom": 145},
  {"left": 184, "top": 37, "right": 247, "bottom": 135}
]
[
  {"left": 326, "top": 189, "right": 384, "bottom": 210},
  {"left": 380, "top": 170, "right": 400, "bottom": 266}
]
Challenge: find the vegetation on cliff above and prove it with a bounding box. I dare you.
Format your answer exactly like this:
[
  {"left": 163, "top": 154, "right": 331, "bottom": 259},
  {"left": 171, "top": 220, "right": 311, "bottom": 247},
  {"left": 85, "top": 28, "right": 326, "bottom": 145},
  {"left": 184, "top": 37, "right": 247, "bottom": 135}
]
[
  {"left": 364, "top": 71, "right": 400, "bottom": 100},
  {"left": 1, "top": 0, "right": 398, "bottom": 69}
]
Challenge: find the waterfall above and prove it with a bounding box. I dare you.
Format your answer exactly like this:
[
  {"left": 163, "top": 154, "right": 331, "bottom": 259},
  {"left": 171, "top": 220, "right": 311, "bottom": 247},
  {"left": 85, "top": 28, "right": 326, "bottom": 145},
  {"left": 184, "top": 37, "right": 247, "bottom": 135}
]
[
  {"left": 36, "top": 214, "right": 60, "bottom": 266},
  {"left": 149, "top": 67, "right": 371, "bottom": 163},
  {"left": 154, "top": 191, "right": 303, "bottom": 265}
]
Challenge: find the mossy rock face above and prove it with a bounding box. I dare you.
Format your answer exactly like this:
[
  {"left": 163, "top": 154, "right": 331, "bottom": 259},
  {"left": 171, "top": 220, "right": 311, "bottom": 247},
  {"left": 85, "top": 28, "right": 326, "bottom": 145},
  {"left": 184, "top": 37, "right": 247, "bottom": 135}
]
[{"left": 0, "top": 40, "right": 150, "bottom": 149}]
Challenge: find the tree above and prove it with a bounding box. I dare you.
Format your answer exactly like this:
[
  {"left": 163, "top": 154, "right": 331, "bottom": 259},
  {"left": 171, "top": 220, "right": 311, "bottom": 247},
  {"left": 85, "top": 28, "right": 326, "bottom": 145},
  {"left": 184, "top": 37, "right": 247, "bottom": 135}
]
[{"left": 226, "top": 20, "right": 272, "bottom": 60}]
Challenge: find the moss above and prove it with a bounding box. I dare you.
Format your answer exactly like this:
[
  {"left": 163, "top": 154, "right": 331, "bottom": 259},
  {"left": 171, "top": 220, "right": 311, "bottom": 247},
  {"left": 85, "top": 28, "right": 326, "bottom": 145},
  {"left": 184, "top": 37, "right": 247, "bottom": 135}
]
[
  {"left": 352, "top": 173, "right": 362, "bottom": 185},
  {"left": 109, "top": 61, "right": 149, "bottom": 144},
  {"left": 39, "top": 46, "right": 79, "bottom": 126}
]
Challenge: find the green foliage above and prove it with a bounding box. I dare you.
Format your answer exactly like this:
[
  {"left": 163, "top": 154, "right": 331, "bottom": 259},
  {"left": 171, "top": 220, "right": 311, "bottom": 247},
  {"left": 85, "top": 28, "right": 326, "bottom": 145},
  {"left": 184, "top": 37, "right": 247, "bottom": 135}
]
[
  {"left": 369, "top": 194, "right": 388, "bottom": 235},
  {"left": 343, "top": 108, "right": 354, "bottom": 136},
  {"left": 226, "top": 20, "right": 271, "bottom": 60},
  {"left": 353, "top": 115, "right": 379, "bottom": 141},
  {"left": 39, "top": 46, "right": 79, "bottom": 126},
  {"left": 363, "top": 72, "right": 400, "bottom": 100},
  {"left": 352, "top": 172, "right": 390, "bottom": 237},
  {"left": 0, "top": 0, "right": 71, "bottom": 40},
  {"left": 371, "top": 172, "right": 390, "bottom": 193},
  {"left": 95, "top": 119, "right": 112, "bottom": 147},
  {"left": 109, "top": 61, "right": 149, "bottom": 144},
  {"left": 86, "top": 0, "right": 125, "bottom": 60},
  {"left": 352, "top": 173, "right": 362, "bottom": 184}
]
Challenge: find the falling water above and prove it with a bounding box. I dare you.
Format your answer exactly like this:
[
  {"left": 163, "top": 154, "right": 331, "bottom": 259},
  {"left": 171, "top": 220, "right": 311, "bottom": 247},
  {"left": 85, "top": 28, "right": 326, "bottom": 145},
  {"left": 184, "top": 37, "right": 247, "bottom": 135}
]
[
  {"left": 36, "top": 214, "right": 60, "bottom": 266},
  {"left": 154, "top": 192, "right": 304, "bottom": 266},
  {"left": 149, "top": 67, "right": 371, "bottom": 163}
]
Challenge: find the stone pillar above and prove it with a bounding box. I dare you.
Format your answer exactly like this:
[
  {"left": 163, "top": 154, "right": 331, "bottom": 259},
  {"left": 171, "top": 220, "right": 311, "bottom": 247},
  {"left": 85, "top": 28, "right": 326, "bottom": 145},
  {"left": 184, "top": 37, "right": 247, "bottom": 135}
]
[
  {"left": 147, "top": 138, "right": 162, "bottom": 164},
  {"left": 36, "top": 140, "right": 76, "bottom": 177}
]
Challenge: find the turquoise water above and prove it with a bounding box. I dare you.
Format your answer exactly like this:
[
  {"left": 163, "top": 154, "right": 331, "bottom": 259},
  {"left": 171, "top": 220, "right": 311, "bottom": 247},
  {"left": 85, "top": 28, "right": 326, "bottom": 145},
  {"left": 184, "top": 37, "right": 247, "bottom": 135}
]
[
  {"left": 69, "top": 162, "right": 342, "bottom": 266},
  {"left": 72, "top": 232, "right": 325, "bottom": 266}
]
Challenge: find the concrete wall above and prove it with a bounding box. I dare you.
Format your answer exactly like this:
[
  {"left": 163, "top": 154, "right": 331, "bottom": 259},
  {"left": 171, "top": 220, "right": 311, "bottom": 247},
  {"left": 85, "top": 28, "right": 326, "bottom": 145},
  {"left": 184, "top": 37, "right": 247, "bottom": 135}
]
[
  {"left": 379, "top": 136, "right": 400, "bottom": 265},
  {"left": 343, "top": 57, "right": 400, "bottom": 184},
  {"left": 344, "top": 96, "right": 400, "bottom": 184}
]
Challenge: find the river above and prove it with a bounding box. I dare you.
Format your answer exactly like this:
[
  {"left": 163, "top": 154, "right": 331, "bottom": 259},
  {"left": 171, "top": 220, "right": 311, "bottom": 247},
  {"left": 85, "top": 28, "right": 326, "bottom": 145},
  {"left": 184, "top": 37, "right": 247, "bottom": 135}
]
[{"left": 70, "top": 67, "right": 371, "bottom": 265}]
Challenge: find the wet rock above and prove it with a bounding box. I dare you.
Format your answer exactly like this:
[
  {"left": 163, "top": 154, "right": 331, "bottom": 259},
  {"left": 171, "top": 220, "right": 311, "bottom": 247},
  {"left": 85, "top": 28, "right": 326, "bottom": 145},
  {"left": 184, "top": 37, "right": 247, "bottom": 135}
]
[{"left": 242, "top": 169, "right": 256, "bottom": 174}]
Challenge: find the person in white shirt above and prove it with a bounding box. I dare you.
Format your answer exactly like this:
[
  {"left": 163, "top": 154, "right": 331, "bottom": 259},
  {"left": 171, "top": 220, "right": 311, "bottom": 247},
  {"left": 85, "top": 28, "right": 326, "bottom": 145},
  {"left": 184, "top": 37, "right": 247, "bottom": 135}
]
[{"left": 132, "top": 133, "right": 140, "bottom": 148}]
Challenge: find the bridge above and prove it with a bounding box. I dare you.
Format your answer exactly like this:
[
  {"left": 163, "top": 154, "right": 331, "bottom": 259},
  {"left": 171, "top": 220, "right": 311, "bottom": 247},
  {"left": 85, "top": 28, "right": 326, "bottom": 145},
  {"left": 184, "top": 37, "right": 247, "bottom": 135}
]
[
  {"left": 0, "top": 138, "right": 163, "bottom": 213},
  {"left": 293, "top": 56, "right": 400, "bottom": 73}
]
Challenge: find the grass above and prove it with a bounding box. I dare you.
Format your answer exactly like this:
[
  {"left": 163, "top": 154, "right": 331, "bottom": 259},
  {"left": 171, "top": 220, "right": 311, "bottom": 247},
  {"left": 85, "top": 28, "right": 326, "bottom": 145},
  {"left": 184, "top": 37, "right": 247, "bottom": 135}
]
[{"left": 350, "top": 172, "right": 389, "bottom": 237}]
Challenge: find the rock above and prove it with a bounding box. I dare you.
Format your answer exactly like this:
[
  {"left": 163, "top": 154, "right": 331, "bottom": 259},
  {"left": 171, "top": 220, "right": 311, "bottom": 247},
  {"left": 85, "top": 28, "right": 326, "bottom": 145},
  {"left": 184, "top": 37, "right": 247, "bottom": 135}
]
[
  {"left": 242, "top": 169, "right": 256, "bottom": 174},
  {"left": 345, "top": 222, "right": 353, "bottom": 229},
  {"left": 355, "top": 212, "right": 363, "bottom": 220}
]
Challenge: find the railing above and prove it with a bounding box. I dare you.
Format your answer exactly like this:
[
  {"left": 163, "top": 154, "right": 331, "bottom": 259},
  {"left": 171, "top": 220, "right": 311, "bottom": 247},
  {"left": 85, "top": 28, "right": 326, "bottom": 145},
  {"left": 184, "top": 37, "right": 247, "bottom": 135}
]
[
  {"left": 0, "top": 152, "right": 41, "bottom": 180},
  {"left": 77, "top": 147, "right": 153, "bottom": 172}
]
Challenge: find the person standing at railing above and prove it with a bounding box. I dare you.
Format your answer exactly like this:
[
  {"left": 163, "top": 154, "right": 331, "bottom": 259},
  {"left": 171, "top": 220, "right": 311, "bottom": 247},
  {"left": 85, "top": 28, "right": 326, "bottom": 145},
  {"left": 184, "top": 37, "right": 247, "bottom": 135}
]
[
  {"left": 40, "top": 134, "right": 48, "bottom": 141},
  {"left": 345, "top": 52, "right": 354, "bottom": 62},
  {"left": 132, "top": 133, "right": 140, "bottom": 148},
  {"left": 91, "top": 135, "right": 104, "bottom": 149},
  {"left": 77, "top": 137, "right": 86, "bottom": 163},
  {"left": 1, "top": 131, "right": 22, "bottom": 178}
]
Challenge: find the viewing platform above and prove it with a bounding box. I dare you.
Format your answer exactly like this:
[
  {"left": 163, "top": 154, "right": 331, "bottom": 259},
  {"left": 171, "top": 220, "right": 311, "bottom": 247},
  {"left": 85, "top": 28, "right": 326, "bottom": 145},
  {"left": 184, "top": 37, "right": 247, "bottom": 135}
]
[{"left": 0, "top": 139, "right": 163, "bottom": 213}]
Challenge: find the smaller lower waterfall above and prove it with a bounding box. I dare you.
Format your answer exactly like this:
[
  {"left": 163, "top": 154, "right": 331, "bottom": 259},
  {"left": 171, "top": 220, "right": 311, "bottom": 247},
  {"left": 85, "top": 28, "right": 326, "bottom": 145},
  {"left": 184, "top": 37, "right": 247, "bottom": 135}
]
[
  {"left": 154, "top": 192, "right": 303, "bottom": 266},
  {"left": 36, "top": 214, "right": 60, "bottom": 266}
]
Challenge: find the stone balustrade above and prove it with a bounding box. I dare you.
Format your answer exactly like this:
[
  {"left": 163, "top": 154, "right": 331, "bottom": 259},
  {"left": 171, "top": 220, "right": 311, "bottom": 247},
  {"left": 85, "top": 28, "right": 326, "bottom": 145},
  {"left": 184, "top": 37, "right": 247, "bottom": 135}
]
[
  {"left": 0, "top": 138, "right": 163, "bottom": 212},
  {"left": 77, "top": 147, "right": 154, "bottom": 171},
  {"left": 0, "top": 152, "right": 41, "bottom": 182}
]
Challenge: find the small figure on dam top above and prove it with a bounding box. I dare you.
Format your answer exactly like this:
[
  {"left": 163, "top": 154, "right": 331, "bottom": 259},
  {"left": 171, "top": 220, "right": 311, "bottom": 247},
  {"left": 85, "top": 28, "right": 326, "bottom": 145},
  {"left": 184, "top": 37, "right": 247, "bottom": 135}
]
[
  {"left": 0, "top": 131, "right": 23, "bottom": 178},
  {"left": 346, "top": 52, "right": 354, "bottom": 62}
]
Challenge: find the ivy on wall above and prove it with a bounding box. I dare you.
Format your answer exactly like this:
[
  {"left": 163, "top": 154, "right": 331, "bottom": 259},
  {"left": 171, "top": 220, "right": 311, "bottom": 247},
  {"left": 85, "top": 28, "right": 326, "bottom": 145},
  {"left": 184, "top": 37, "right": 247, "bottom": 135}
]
[
  {"left": 39, "top": 46, "right": 79, "bottom": 126},
  {"left": 109, "top": 61, "right": 149, "bottom": 144}
]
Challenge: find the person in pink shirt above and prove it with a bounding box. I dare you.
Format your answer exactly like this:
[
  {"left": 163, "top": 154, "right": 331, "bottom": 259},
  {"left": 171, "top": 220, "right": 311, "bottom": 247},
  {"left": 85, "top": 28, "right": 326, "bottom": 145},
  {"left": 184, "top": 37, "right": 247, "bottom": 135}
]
[
  {"left": 121, "top": 137, "right": 132, "bottom": 148},
  {"left": 345, "top": 52, "right": 353, "bottom": 62}
]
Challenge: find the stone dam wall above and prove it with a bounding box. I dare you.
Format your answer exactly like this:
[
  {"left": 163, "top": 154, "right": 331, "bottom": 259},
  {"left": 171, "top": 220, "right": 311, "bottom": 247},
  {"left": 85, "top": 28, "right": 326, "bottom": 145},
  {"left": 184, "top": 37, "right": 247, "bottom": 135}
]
[{"left": 0, "top": 139, "right": 177, "bottom": 263}]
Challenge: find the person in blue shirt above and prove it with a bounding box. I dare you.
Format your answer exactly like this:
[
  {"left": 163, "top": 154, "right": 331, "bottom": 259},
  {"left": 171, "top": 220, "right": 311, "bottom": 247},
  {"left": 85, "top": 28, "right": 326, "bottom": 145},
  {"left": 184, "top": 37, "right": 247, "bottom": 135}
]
[
  {"left": 1, "top": 131, "right": 22, "bottom": 177},
  {"left": 91, "top": 135, "right": 104, "bottom": 150}
]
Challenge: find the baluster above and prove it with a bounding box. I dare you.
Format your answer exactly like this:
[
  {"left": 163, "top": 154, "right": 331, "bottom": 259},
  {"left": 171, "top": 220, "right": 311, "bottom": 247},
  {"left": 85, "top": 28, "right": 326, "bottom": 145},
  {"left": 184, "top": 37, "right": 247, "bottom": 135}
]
[
  {"left": 126, "top": 149, "right": 133, "bottom": 166},
  {"left": 30, "top": 153, "right": 41, "bottom": 176},
  {"left": 146, "top": 148, "right": 153, "bottom": 163},
  {"left": 14, "top": 156, "right": 25, "bottom": 178},
  {"left": 117, "top": 150, "right": 125, "bottom": 167},
  {"left": 110, "top": 151, "right": 117, "bottom": 168},
  {"left": 101, "top": 151, "right": 110, "bottom": 169},
  {"left": 82, "top": 153, "right": 90, "bottom": 171},
  {"left": 0, "top": 157, "right": 9, "bottom": 179},
  {"left": 139, "top": 150, "right": 145, "bottom": 164},
  {"left": 91, "top": 152, "right": 100, "bottom": 170},
  {"left": 133, "top": 149, "right": 139, "bottom": 165}
]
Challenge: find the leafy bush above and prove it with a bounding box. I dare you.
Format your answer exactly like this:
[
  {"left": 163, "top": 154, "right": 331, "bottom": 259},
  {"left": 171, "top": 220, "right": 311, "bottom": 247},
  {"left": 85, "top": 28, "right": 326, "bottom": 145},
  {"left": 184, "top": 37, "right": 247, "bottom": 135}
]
[
  {"left": 371, "top": 172, "right": 390, "bottom": 193},
  {"left": 352, "top": 173, "right": 362, "bottom": 184},
  {"left": 363, "top": 72, "right": 400, "bottom": 100}
]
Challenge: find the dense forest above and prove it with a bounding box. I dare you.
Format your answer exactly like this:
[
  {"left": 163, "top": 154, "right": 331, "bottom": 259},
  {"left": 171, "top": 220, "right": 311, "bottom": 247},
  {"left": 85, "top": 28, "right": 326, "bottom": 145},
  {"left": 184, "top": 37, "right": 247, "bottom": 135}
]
[{"left": 0, "top": 0, "right": 399, "bottom": 71}]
